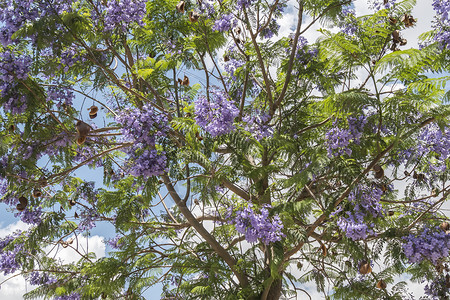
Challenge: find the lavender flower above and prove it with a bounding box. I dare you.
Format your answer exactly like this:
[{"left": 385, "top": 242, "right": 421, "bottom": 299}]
[
  {"left": 402, "top": 226, "right": 450, "bottom": 264},
  {"left": 103, "top": 0, "right": 146, "bottom": 32},
  {"left": 228, "top": 203, "right": 284, "bottom": 244},
  {"left": 213, "top": 14, "right": 234, "bottom": 32},
  {"left": 243, "top": 112, "right": 273, "bottom": 140},
  {"left": 116, "top": 104, "right": 169, "bottom": 178},
  {"left": 194, "top": 89, "right": 239, "bottom": 137}
]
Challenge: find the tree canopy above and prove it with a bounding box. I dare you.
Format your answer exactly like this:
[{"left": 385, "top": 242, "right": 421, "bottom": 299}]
[{"left": 0, "top": 0, "right": 450, "bottom": 299}]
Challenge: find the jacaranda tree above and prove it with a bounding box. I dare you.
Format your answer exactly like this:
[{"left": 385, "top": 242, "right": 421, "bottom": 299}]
[{"left": 0, "top": 0, "right": 450, "bottom": 299}]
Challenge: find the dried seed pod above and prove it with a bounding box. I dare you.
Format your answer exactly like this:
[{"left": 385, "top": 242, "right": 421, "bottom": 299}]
[
  {"left": 388, "top": 210, "right": 394, "bottom": 216},
  {"left": 413, "top": 171, "right": 418, "bottom": 179},
  {"left": 297, "top": 262, "right": 302, "bottom": 270},
  {"left": 194, "top": 198, "right": 199, "bottom": 205},
  {"left": 77, "top": 136, "right": 86, "bottom": 145},
  {"left": 69, "top": 199, "right": 76, "bottom": 206},
  {"left": 182, "top": 75, "right": 189, "bottom": 86},
  {"left": 16, "top": 196, "right": 28, "bottom": 211},
  {"left": 389, "top": 17, "right": 397, "bottom": 25},
  {"left": 177, "top": 78, "right": 183, "bottom": 85},
  {"left": 404, "top": 170, "right": 410, "bottom": 177},
  {"left": 76, "top": 120, "right": 91, "bottom": 137},
  {"left": 401, "top": 14, "right": 416, "bottom": 27},
  {"left": 432, "top": 189, "right": 439, "bottom": 197},
  {"left": 376, "top": 280, "right": 387, "bottom": 289},
  {"left": 446, "top": 274, "right": 450, "bottom": 288},
  {"left": 235, "top": 27, "right": 241, "bottom": 35},
  {"left": 176, "top": 0, "right": 185, "bottom": 13},
  {"left": 195, "top": 131, "right": 203, "bottom": 141},
  {"left": 375, "top": 170, "right": 384, "bottom": 179},
  {"left": 440, "top": 222, "right": 450, "bottom": 231},
  {"left": 102, "top": 292, "right": 107, "bottom": 299},
  {"left": 320, "top": 243, "right": 327, "bottom": 257},
  {"left": 373, "top": 164, "right": 382, "bottom": 173},
  {"left": 417, "top": 173, "right": 425, "bottom": 181},
  {"left": 189, "top": 11, "right": 199, "bottom": 22},
  {"left": 88, "top": 106, "right": 98, "bottom": 119},
  {"left": 224, "top": 55, "right": 230, "bottom": 62},
  {"left": 9, "top": 124, "right": 15, "bottom": 132},
  {"left": 74, "top": 212, "right": 79, "bottom": 218},
  {"left": 392, "top": 30, "right": 401, "bottom": 43},
  {"left": 359, "top": 261, "right": 372, "bottom": 275},
  {"left": 399, "top": 38, "right": 407, "bottom": 46},
  {"left": 158, "top": 179, "right": 163, "bottom": 184},
  {"left": 33, "top": 189, "right": 42, "bottom": 198}
]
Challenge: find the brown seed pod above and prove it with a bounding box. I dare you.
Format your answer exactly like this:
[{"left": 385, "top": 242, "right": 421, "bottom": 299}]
[
  {"left": 297, "top": 262, "right": 302, "bottom": 270},
  {"left": 404, "top": 170, "right": 410, "bottom": 177},
  {"left": 392, "top": 30, "right": 401, "bottom": 43},
  {"left": 69, "top": 199, "right": 76, "bottom": 206},
  {"left": 399, "top": 38, "right": 407, "bottom": 46},
  {"left": 176, "top": 0, "right": 185, "bottom": 13},
  {"left": 33, "top": 189, "right": 42, "bottom": 198},
  {"left": 374, "top": 168, "right": 384, "bottom": 179},
  {"left": 88, "top": 106, "right": 98, "bottom": 119},
  {"left": 195, "top": 131, "right": 203, "bottom": 141},
  {"left": 388, "top": 210, "right": 394, "bottom": 216},
  {"left": 376, "top": 280, "right": 387, "bottom": 289},
  {"left": 9, "top": 124, "right": 15, "bottom": 132},
  {"left": 76, "top": 120, "right": 91, "bottom": 137},
  {"left": 77, "top": 136, "right": 86, "bottom": 145},
  {"left": 74, "top": 212, "right": 79, "bottom": 218},
  {"left": 224, "top": 55, "right": 230, "bottom": 62},
  {"left": 194, "top": 198, "right": 199, "bottom": 205},
  {"left": 373, "top": 164, "right": 382, "bottom": 173},
  {"left": 189, "top": 11, "right": 199, "bottom": 23},
  {"left": 417, "top": 173, "right": 425, "bottom": 181},
  {"left": 320, "top": 243, "right": 327, "bottom": 257},
  {"left": 389, "top": 17, "right": 397, "bottom": 25},
  {"left": 401, "top": 14, "right": 416, "bottom": 27},
  {"left": 182, "top": 75, "right": 189, "bottom": 86},
  {"left": 359, "top": 261, "right": 372, "bottom": 275},
  {"left": 16, "top": 196, "right": 28, "bottom": 211},
  {"left": 440, "top": 222, "right": 450, "bottom": 231},
  {"left": 446, "top": 274, "right": 450, "bottom": 288},
  {"left": 102, "top": 292, "right": 107, "bottom": 299},
  {"left": 158, "top": 179, "right": 163, "bottom": 184}
]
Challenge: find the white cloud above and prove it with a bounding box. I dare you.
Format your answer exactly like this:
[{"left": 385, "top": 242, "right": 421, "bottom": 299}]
[
  {"left": 45, "top": 234, "right": 106, "bottom": 264},
  {"left": 0, "top": 220, "right": 105, "bottom": 300},
  {"left": 0, "top": 221, "right": 30, "bottom": 238}
]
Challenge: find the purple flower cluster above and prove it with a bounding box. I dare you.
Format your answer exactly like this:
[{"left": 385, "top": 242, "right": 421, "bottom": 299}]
[
  {"left": 0, "top": 0, "right": 73, "bottom": 45},
  {"left": 243, "top": 112, "right": 273, "bottom": 140},
  {"left": 54, "top": 293, "right": 81, "bottom": 300},
  {"left": 0, "top": 50, "right": 32, "bottom": 114},
  {"left": 228, "top": 204, "right": 284, "bottom": 244},
  {"left": 28, "top": 271, "right": 57, "bottom": 286},
  {"left": 432, "top": 1, "right": 450, "bottom": 48},
  {"left": 198, "top": 0, "right": 215, "bottom": 18},
  {"left": 106, "top": 235, "right": 124, "bottom": 249},
  {"left": 15, "top": 207, "right": 43, "bottom": 225},
  {"left": 424, "top": 275, "right": 449, "bottom": 299},
  {"left": 47, "top": 86, "right": 74, "bottom": 109},
  {"left": 103, "top": 0, "right": 146, "bottom": 31},
  {"left": 402, "top": 226, "right": 450, "bottom": 264},
  {"left": 223, "top": 58, "right": 245, "bottom": 81},
  {"left": 326, "top": 115, "right": 366, "bottom": 157},
  {"left": 116, "top": 104, "right": 168, "bottom": 178},
  {"left": 339, "top": 6, "right": 357, "bottom": 36},
  {"left": 0, "top": 242, "right": 23, "bottom": 276},
  {"left": 260, "top": 19, "right": 280, "bottom": 39},
  {"left": 213, "top": 14, "right": 235, "bottom": 32},
  {"left": 77, "top": 207, "right": 99, "bottom": 232},
  {"left": 369, "top": 0, "right": 397, "bottom": 10},
  {"left": 194, "top": 90, "right": 239, "bottom": 137},
  {"left": 334, "top": 185, "right": 383, "bottom": 241}
]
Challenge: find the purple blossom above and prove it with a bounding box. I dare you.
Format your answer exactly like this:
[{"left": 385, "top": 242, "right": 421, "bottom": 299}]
[
  {"left": 15, "top": 207, "right": 43, "bottom": 225},
  {"left": 402, "top": 226, "right": 450, "bottom": 264},
  {"left": 194, "top": 89, "right": 239, "bottom": 137},
  {"left": 116, "top": 104, "right": 168, "bottom": 178},
  {"left": 213, "top": 14, "right": 234, "bottom": 32},
  {"left": 0, "top": 243, "right": 23, "bottom": 275},
  {"left": 243, "top": 112, "right": 273, "bottom": 140},
  {"left": 106, "top": 235, "right": 124, "bottom": 249},
  {"left": 326, "top": 115, "right": 367, "bottom": 157},
  {"left": 103, "top": 0, "right": 146, "bottom": 32},
  {"left": 334, "top": 184, "right": 383, "bottom": 241},
  {"left": 228, "top": 203, "right": 284, "bottom": 245},
  {"left": 432, "top": 0, "right": 450, "bottom": 49},
  {"left": 54, "top": 293, "right": 81, "bottom": 300}
]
